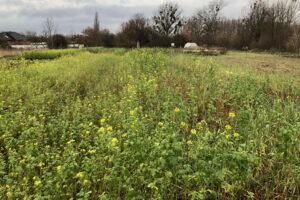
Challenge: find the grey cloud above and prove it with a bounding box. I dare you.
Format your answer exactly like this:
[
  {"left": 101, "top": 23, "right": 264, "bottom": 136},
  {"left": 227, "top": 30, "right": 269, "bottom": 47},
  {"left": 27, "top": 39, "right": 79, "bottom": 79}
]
[
  {"left": 13, "top": 4, "right": 156, "bottom": 33},
  {"left": 0, "top": 0, "right": 249, "bottom": 34},
  {"left": 18, "top": 4, "right": 156, "bottom": 19}
]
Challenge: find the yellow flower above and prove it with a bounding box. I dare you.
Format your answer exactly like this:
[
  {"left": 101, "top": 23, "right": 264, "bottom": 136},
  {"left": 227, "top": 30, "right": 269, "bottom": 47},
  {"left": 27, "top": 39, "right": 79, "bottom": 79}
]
[
  {"left": 154, "top": 142, "right": 160, "bottom": 147},
  {"left": 56, "top": 166, "right": 62, "bottom": 171},
  {"left": 224, "top": 186, "right": 231, "bottom": 193},
  {"left": 98, "top": 127, "right": 105, "bottom": 133},
  {"left": 107, "top": 126, "right": 113, "bottom": 131},
  {"left": 130, "top": 110, "right": 135, "bottom": 115},
  {"left": 88, "top": 122, "right": 93, "bottom": 126},
  {"left": 233, "top": 133, "right": 240, "bottom": 137},
  {"left": 88, "top": 149, "right": 96, "bottom": 154},
  {"left": 85, "top": 131, "right": 91, "bottom": 135},
  {"left": 34, "top": 180, "right": 41, "bottom": 186},
  {"left": 201, "top": 120, "right": 207, "bottom": 125},
  {"left": 190, "top": 129, "right": 197, "bottom": 135},
  {"left": 67, "top": 139, "right": 75, "bottom": 145},
  {"left": 197, "top": 122, "right": 202, "bottom": 128},
  {"left": 38, "top": 162, "right": 45, "bottom": 167},
  {"left": 197, "top": 120, "right": 207, "bottom": 128},
  {"left": 187, "top": 140, "right": 193, "bottom": 145},
  {"left": 225, "top": 125, "right": 232, "bottom": 130},
  {"left": 180, "top": 122, "right": 187, "bottom": 127},
  {"left": 76, "top": 172, "right": 84, "bottom": 178},
  {"left": 6, "top": 191, "right": 12, "bottom": 197},
  {"left": 100, "top": 119, "right": 106, "bottom": 124},
  {"left": 111, "top": 138, "right": 118, "bottom": 143},
  {"left": 158, "top": 122, "right": 164, "bottom": 126},
  {"left": 174, "top": 107, "right": 180, "bottom": 113},
  {"left": 229, "top": 112, "right": 236, "bottom": 118},
  {"left": 225, "top": 71, "right": 234, "bottom": 75}
]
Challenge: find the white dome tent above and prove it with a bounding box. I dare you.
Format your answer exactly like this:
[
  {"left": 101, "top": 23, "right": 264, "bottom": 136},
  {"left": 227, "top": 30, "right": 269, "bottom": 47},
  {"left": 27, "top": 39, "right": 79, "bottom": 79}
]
[{"left": 184, "top": 42, "right": 199, "bottom": 49}]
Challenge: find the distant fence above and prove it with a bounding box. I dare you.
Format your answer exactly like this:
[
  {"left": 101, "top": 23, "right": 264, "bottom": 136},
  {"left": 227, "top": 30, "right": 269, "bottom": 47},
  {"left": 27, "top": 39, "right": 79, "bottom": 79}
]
[
  {"left": 11, "top": 44, "right": 47, "bottom": 49},
  {"left": 11, "top": 43, "right": 84, "bottom": 49},
  {"left": 68, "top": 44, "right": 84, "bottom": 48}
]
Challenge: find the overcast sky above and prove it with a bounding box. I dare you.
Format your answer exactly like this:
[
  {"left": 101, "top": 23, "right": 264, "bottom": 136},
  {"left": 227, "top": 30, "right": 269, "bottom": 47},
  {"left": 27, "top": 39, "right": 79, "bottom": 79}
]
[{"left": 0, "top": 0, "right": 250, "bottom": 35}]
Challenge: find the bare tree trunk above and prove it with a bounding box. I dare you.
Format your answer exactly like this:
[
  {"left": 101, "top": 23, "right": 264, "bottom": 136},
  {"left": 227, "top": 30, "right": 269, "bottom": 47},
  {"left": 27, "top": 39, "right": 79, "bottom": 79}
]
[{"left": 42, "top": 17, "right": 57, "bottom": 48}]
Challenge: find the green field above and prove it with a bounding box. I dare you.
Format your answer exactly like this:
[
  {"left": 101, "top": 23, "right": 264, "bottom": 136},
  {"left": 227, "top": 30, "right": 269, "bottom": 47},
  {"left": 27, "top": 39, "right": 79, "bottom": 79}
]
[{"left": 0, "top": 49, "right": 299, "bottom": 199}]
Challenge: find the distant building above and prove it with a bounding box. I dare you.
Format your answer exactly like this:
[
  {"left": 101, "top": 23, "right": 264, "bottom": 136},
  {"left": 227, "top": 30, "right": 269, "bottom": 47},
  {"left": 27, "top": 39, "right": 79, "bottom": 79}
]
[
  {"left": 1, "top": 32, "right": 84, "bottom": 49},
  {"left": 0, "top": 32, "right": 27, "bottom": 45},
  {"left": 0, "top": 32, "right": 26, "bottom": 41}
]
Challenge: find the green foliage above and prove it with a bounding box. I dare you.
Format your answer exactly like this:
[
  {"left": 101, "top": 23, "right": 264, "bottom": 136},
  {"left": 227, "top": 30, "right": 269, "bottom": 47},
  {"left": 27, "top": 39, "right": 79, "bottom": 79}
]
[
  {"left": 114, "top": 48, "right": 127, "bottom": 56},
  {"left": 85, "top": 47, "right": 106, "bottom": 53},
  {"left": 0, "top": 49, "right": 299, "bottom": 199},
  {"left": 48, "top": 34, "right": 68, "bottom": 49},
  {"left": 21, "top": 49, "right": 83, "bottom": 60},
  {"left": 85, "top": 47, "right": 127, "bottom": 55},
  {"left": 21, "top": 48, "right": 128, "bottom": 60},
  {"left": 0, "top": 38, "right": 9, "bottom": 49}
]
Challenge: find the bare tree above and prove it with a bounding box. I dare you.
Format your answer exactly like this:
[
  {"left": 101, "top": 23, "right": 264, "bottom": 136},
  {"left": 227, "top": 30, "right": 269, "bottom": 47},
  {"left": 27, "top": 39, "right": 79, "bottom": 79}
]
[
  {"left": 266, "top": 0, "right": 300, "bottom": 48},
  {"left": 243, "top": 0, "right": 269, "bottom": 46},
  {"left": 153, "top": 2, "right": 184, "bottom": 36},
  {"left": 42, "top": 17, "right": 57, "bottom": 47},
  {"left": 241, "top": 0, "right": 300, "bottom": 49},
  {"left": 288, "top": 24, "right": 300, "bottom": 53},
  {"left": 119, "top": 14, "right": 150, "bottom": 48},
  {"left": 184, "top": 0, "right": 225, "bottom": 46}
]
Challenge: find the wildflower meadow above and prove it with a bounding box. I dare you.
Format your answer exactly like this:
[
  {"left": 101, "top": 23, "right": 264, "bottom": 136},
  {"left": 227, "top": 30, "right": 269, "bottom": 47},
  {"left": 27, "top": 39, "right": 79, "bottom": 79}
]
[{"left": 0, "top": 49, "right": 299, "bottom": 199}]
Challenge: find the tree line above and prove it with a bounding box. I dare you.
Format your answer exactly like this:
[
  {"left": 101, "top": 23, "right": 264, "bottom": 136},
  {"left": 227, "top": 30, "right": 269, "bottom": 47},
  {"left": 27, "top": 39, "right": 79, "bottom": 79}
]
[{"left": 25, "top": 0, "right": 300, "bottom": 52}]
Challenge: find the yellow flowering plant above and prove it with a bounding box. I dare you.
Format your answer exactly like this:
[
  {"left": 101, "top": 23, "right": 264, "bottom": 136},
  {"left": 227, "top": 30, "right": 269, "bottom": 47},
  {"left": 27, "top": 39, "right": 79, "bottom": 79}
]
[{"left": 0, "top": 48, "right": 297, "bottom": 200}]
